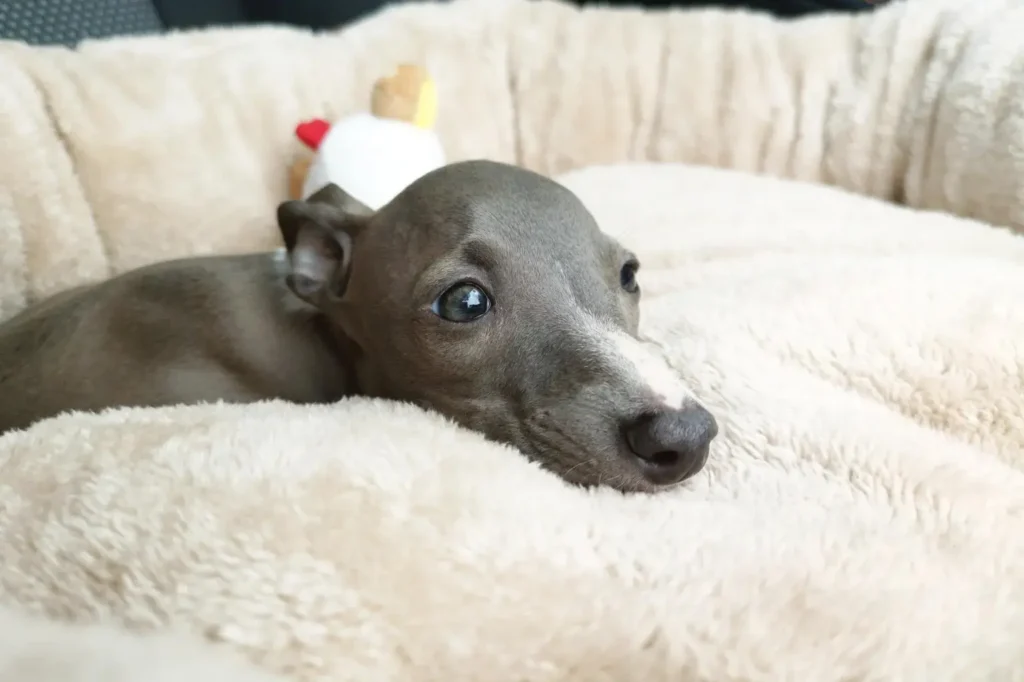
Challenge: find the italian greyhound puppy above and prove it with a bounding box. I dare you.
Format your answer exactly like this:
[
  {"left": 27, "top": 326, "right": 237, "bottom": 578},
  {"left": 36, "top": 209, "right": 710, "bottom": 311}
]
[{"left": 0, "top": 160, "right": 717, "bottom": 492}]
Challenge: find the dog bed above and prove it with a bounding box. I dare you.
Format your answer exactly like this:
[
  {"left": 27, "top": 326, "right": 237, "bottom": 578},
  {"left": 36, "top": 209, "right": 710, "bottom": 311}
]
[{"left": 2, "top": 0, "right": 1024, "bottom": 679}]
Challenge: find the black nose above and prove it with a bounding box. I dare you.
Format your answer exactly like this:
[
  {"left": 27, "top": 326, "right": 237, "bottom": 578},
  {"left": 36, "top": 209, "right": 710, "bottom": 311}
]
[{"left": 624, "top": 405, "right": 718, "bottom": 485}]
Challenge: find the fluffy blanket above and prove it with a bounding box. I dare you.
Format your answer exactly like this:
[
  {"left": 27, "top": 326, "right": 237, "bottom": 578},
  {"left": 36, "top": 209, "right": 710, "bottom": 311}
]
[{"left": 1, "top": 0, "right": 1024, "bottom": 680}]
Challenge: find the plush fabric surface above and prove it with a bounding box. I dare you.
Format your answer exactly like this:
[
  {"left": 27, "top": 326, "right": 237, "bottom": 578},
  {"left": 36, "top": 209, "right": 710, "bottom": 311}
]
[
  {"left": 1, "top": 0, "right": 1024, "bottom": 680},
  {"left": 0, "top": 607, "right": 285, "bottom": 682}
]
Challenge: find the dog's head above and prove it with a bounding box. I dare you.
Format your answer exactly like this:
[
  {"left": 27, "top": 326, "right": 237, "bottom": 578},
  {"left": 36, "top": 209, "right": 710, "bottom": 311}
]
[{"left": 276, "top": 160, "right": 717, "bottom": 493}]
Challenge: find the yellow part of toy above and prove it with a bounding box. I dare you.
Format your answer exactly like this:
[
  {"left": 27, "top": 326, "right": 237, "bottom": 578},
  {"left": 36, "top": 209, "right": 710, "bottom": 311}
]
[
  {"left": 414, "top": 78, "right": 437, "bottom": 130},
  {"left": 371, "top": 64, "right": 438, "bottom": 129}
]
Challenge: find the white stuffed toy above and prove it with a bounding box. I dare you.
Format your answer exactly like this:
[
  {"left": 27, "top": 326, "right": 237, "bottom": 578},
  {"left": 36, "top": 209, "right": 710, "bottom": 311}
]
[{"left": 288, "top": 64, "right": 446, "bottom": 209}]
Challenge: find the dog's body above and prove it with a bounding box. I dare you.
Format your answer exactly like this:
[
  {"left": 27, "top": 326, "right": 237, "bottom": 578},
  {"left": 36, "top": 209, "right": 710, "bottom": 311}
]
[
  {"left": 0, "top": 160, "right": 717, "bottom": 492},
  {"left": 0, "top": 253, "right": 351, "bottom": 432}
]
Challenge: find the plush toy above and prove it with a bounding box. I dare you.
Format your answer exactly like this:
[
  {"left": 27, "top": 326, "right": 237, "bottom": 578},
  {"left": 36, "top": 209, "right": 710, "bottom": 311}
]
[{"left": 288, "top": 64, "right": 446, "bottom": 209}]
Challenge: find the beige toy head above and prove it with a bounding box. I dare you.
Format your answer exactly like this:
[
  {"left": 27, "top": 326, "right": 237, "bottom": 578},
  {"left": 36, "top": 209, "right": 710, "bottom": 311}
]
[{"left": 371, "top": 64, "right": 437, "bottom": 129}]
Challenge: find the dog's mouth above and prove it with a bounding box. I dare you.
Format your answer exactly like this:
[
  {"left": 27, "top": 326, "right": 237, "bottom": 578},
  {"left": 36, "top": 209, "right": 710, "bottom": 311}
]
[
  {"left": 406, "top": 388, "right": 709, "bottom": 494},
  {"left": 520, "top": 412, "right": 683, "bottom": 494}
]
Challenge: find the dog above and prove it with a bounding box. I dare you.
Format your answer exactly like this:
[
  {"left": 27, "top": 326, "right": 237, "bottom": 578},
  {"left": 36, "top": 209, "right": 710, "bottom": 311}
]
[{"left": 0, "top": 160, "right": 717, "bottom": 492}]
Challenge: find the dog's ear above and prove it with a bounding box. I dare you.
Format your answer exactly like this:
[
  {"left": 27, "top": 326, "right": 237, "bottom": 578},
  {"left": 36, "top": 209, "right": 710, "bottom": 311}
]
[
  {"left": 276, "top": 188, "right": 371, "bottom": 305},
  {"left": 305, "top": 183, "right": 374, "bottom": 218}
]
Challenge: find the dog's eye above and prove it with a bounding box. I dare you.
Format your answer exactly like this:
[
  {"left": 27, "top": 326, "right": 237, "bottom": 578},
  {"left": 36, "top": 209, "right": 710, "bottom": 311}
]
[
  {"left": 620, "top": 260, "right": 640, "bottom": 294},
  {"left": 432, "top": 282, "right": 493, "bottom": 322}
]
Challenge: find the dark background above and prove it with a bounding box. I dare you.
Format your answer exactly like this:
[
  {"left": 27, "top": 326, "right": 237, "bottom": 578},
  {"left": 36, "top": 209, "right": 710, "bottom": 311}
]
[
  {"left": 155, "top": 0, "right": 880, "bottom": 28},
  {"left": 0, "top": 0, "right": 883, "bottom": 47}
]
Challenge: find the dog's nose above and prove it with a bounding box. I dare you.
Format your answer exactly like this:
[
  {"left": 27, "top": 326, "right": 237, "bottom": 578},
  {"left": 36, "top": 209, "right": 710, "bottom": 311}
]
[{"left": 624, "top": 405, "right": 718, "bottom": 485}]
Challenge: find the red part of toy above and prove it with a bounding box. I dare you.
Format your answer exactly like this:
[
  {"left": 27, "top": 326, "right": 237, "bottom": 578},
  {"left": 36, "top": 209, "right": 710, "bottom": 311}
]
[{"left": 295, "top": 119, "right": 331, "bottom": 150}]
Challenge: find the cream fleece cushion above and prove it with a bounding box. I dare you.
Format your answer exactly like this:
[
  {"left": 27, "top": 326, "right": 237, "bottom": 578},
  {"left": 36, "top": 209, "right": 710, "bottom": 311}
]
[
  {"left": 2, "top": 0, "right": 1024, "bottom": 678},
  {"left": 0, "top": 608, "right": 286, "bottom": 682},
  {"left": 2, "top": 163, "right": 1023, "bottom": 681},
  {"left": 4, "top": 0, "right": 1024, "bottom": 315}
]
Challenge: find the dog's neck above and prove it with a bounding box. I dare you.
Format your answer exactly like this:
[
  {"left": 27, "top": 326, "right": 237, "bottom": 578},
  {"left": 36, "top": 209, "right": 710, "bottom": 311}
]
[{"left": 271, "top": 248, "right": 361, "bottom": 398}]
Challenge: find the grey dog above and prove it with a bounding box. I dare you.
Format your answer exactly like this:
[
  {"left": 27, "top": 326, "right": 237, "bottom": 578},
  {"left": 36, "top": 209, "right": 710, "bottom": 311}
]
[{"left": 0, "top": 160, "right": 717, "bottom": 492}]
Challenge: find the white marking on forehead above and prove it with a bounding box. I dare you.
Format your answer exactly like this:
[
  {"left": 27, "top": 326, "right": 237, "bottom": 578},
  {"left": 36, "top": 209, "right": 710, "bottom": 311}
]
[
  {"left": 551, "top": 268, "right": 694, "bottom": 409},
  {"left": 574, "top": 311, "right": 694, "bottom": 409},
  {"left": 607, "top": 329, "right": 693, "bottom": 408}
]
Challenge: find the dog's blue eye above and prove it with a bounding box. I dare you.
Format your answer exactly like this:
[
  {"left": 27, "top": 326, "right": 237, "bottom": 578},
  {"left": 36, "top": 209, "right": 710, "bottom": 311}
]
[
  {"left": 432, "top": 282, "right": 492, "bottom": 322},
  {"left": 620, "top": 260, "right": 640, "bottom": 294}
]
